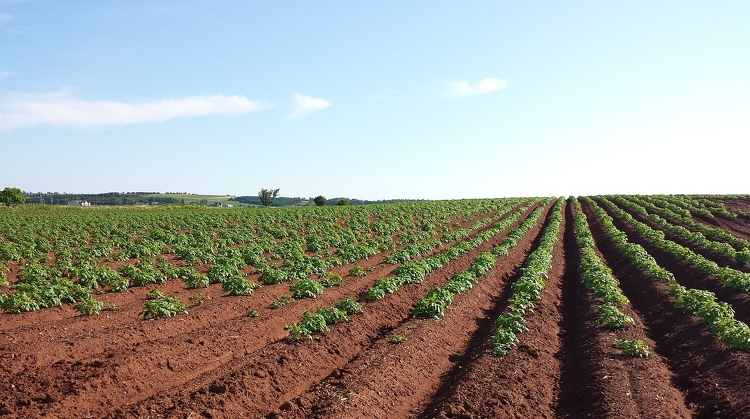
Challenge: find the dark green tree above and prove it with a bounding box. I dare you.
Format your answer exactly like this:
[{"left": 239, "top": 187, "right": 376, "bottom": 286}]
[
  {"left": 258, "top": 188, "right": 280, "bottom": 207},
  {"left": 0, "top": 187, "right": 25, "bottom": 206},
  {"left": 313, "top": 195, "right": 327, "bottom": 206},
  {"left": 336, "top": 197, "right": 350, "bottom": 206}
]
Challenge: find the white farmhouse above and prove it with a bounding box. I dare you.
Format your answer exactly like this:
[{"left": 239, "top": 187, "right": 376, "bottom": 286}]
[{"left": 68, "top": 200, "right": 91, "bottom": 206}]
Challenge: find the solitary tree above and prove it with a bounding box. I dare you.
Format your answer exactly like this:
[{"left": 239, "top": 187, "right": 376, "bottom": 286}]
[
  {"left": 258, "top": 188, "right": 280, "bottom": 207},
  {"left": 313, "top": 195, "right": 327, "bottom": 206},
  {"left": 0, "top": 187, "right": 25, "bottom": 206},
  {"left": 336, "top": 197, "right": 350, "bottom": 206}
]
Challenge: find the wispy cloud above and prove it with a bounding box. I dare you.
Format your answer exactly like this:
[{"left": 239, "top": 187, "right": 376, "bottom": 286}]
[
  {"left": 446, "top": 78, "right": 508, "bottom": 97},
  {"left": 0, "top": 71, "right": 11, "bottom": 79},
  {"left": 290, "top": 93, "right": 330, "bottom": 119},
  {"left": 0, "top": 12, "right": 11, "bottom": 21},
  {"left": 0, "top": 92, "right": 271, "bottom": 130}
]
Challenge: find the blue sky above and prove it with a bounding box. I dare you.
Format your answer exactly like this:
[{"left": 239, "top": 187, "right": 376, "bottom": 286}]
[{"left": 1, "top": 1, "right": 749, "bottom": 200}]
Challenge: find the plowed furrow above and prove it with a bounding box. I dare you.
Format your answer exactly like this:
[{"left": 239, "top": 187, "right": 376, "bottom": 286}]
[
  {"left": 597, "top": 199, "right": 750, "bottom": 324},
  {"left": 1, "top": 207, "right": 524, "bottom": 418},
  {"left": 266, "top": 201, "right": 552, "bottom": 419},
  {"left": 583, "top": 201, "right": 750, "bottom": 418},
  {"left": 405, "top": 199, "right": 565, "bottom": 419},
  {"left": 556, "top": 200, "right": 690, "bottom": 419},
  {"left": 611, "top": 198, "right": 750, "bottom": 272},
  {"left": 99, "top": 204, "right": 543, "bottom": 419}
]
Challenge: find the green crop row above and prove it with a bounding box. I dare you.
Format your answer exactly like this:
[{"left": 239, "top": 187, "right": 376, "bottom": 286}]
[
  {"left": 490, "top": 197, "right": 564, "bottom": 356},
  {"left": 690, "top": 197, "right": 737, "bottom": 218},
  {"left": 572, "top": 198, "right": 633, "bottom": 329},
  {"left": 627, "top": 195, "right": 750, "bottom": 254},
  {"left": 597, "top": 197, "right": 750, "bottom": 293},
  {"left": 612, "top": 196, "right": 750, "bottom": 264},
  {"left": 285, "top": 298, "right": 363, "bottom": 340},
  {"left": 412, "top": 252, "right": 495, "bottom": 319},
  {"left": 585, "top": 197, "right": 750, "bottom": 351},
  {"left": 1, "top": 199, "right": 519, "bottom": 315},
  {"left": 362, "top": 201, "right": 543, "bottom": 302},
  {"left": 411, "top": 203, "right": 549, "bottom": 319},
  {"left": 581, "top": 197, "right": 673, "bottom": 283},
  {"left": 647, "top": 195, "right": 733, "bottom": 218},
  {"left": 667, "top": 284, "right": 750, "bottom": 349}
]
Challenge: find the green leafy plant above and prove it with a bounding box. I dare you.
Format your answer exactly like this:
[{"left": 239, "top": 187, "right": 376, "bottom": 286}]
[
  {"left": 289, "top": 278, "right": 325, "bottom": 299},
  {"left": 189, "top": 293, "right": 210, "bottom": 306},
  {"left": 247, "top": 309, "right": 259, "bottom": 317},
  {"left": 320, "top": 272, "right": 343, "bottom": 287},
  {"left": 141, "top": 294, "right": 187, "bottom": 320},
  {"left": 596, "top": 303, "right": 634, "bottom": 329},
  {"left": 146, "top": 289, "right": 167, "bottom": 300},
  {"left": 412, "top": 288, "right": 454, "bottom": 319},
  {"left": 316, "top": 306, "right": 349, "bottom": 324},
  {"left": 348, "top": 264, "right": 366, "bottom": 277},
  {"left": 285, "top": 323, "right": 311, "bottom": 341},
  {"left": 285, "top": 311, "right": 328, "bottom": 341},
  {"left": 363, "top": 277, "right": 400, "bottom": 301},
  {"left": 222, "top": 275, "right": 260, "bottom": 296},
  {"left": 258, "top": 267, "right": 289, "bottom": 285},
  {"left": 1, "top": 291, "right": 40, "bottom": 313},
  {"left": 614, "top": 338, "right": 651, "bottom": 358},
  {"left": 177, "top": 267, "right": 209, "bottom": 289},
  {"left": 0, "top": 264, "right": 8, "bottom": 286},
  {"left": 494, "top": 312, "right": 529, "bottom": 334},
  {"left": 207, "top": 262, "right": 241, "bottom": 284},
  {"left": 490, "top": 329, "right": 519, "bottom": 356},
  {"left": 334, "top": 297, "right": 362, "bottom": 315},
  {"left": 73, "top": 297, "right": 104, "bottom": 315},
  {"left": 271, "top": 294, "right": 293, "bottom": 308},
  {"left": 390, "top": 335, "right": 407, "bottom": 344}
]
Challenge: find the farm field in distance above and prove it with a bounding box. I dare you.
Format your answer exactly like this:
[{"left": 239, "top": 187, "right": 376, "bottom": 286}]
[{"left": 3, "top": 195, "right": 750, "bottom": 418}]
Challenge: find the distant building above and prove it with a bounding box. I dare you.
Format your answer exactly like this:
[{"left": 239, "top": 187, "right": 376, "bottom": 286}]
[{"left": 68, "top": 200, "right": 91, "bottom": 207}]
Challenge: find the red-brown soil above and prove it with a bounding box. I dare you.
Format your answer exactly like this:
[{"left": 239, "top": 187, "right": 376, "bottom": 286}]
[
  {"left": 583, "top": 199, "right": 750, "bottom": 418},
  {"left": 3, "top": 198, "right": 750, "bottom": 418}
]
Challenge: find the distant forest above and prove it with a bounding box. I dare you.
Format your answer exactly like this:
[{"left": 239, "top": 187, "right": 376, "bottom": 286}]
[
  {"left": 21, "top": 192, "right": 412, "bottom": 207},
  {"left": 23, "top": 192, "right": 181, "bottom": 206},
  {"left": 229, "top": 196, "right": 409, "bottom": 206}
]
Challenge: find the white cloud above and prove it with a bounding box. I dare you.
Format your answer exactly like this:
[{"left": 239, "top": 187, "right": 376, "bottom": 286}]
[
  {"left": 446, "top": 78, "right": 508, "bottom": 97},
  {"left": 0, "top": 12, "right": 11, "bottom": 21},
  {"left": 0, "top": 92, "right": 271, "bottom": 130},
  {"left": 0, "top": 71, "right": 11, "bottom": 79},
  {"left": 290, "top": 93, "right": 330, "bottom": 119}
]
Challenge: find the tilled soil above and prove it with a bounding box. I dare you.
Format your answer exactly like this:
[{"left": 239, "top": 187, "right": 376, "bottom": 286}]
[{"left": 3, "top": 198, "right": 750, "bottom": 418}]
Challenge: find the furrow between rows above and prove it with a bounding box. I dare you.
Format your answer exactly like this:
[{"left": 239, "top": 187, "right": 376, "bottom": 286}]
[
  {"left": 582, "top": 199, "right": 750, "bottom": 418},
  {"left": 98, "top": 203, "right": 545, "bottom": 418}
]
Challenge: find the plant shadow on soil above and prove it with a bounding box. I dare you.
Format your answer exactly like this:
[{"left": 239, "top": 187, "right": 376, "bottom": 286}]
[
  {"left": 416, "top": 201, "right": 555, "bottom": 419},
  {"left": 584, "top": 199, "right": 750, "bottom": 418}
]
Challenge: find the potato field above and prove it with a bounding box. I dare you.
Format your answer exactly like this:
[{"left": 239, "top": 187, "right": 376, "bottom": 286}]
[{"left": 3, "top": 195, "right": 750, "bottom": 418}]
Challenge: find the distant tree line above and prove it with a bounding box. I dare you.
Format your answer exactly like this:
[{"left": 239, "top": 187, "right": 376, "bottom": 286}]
[
  {"left": 230, "top": 195, "right": 416, "bottom": 206},
  {"left": 23, "top": 192, "right": 180, "bottom": 206},
  {"left": 229, "top": 196, "right": 307, "bottom": 207},
  {"left": 19, "top": 191, "right": 422, "bottom": 207}
]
